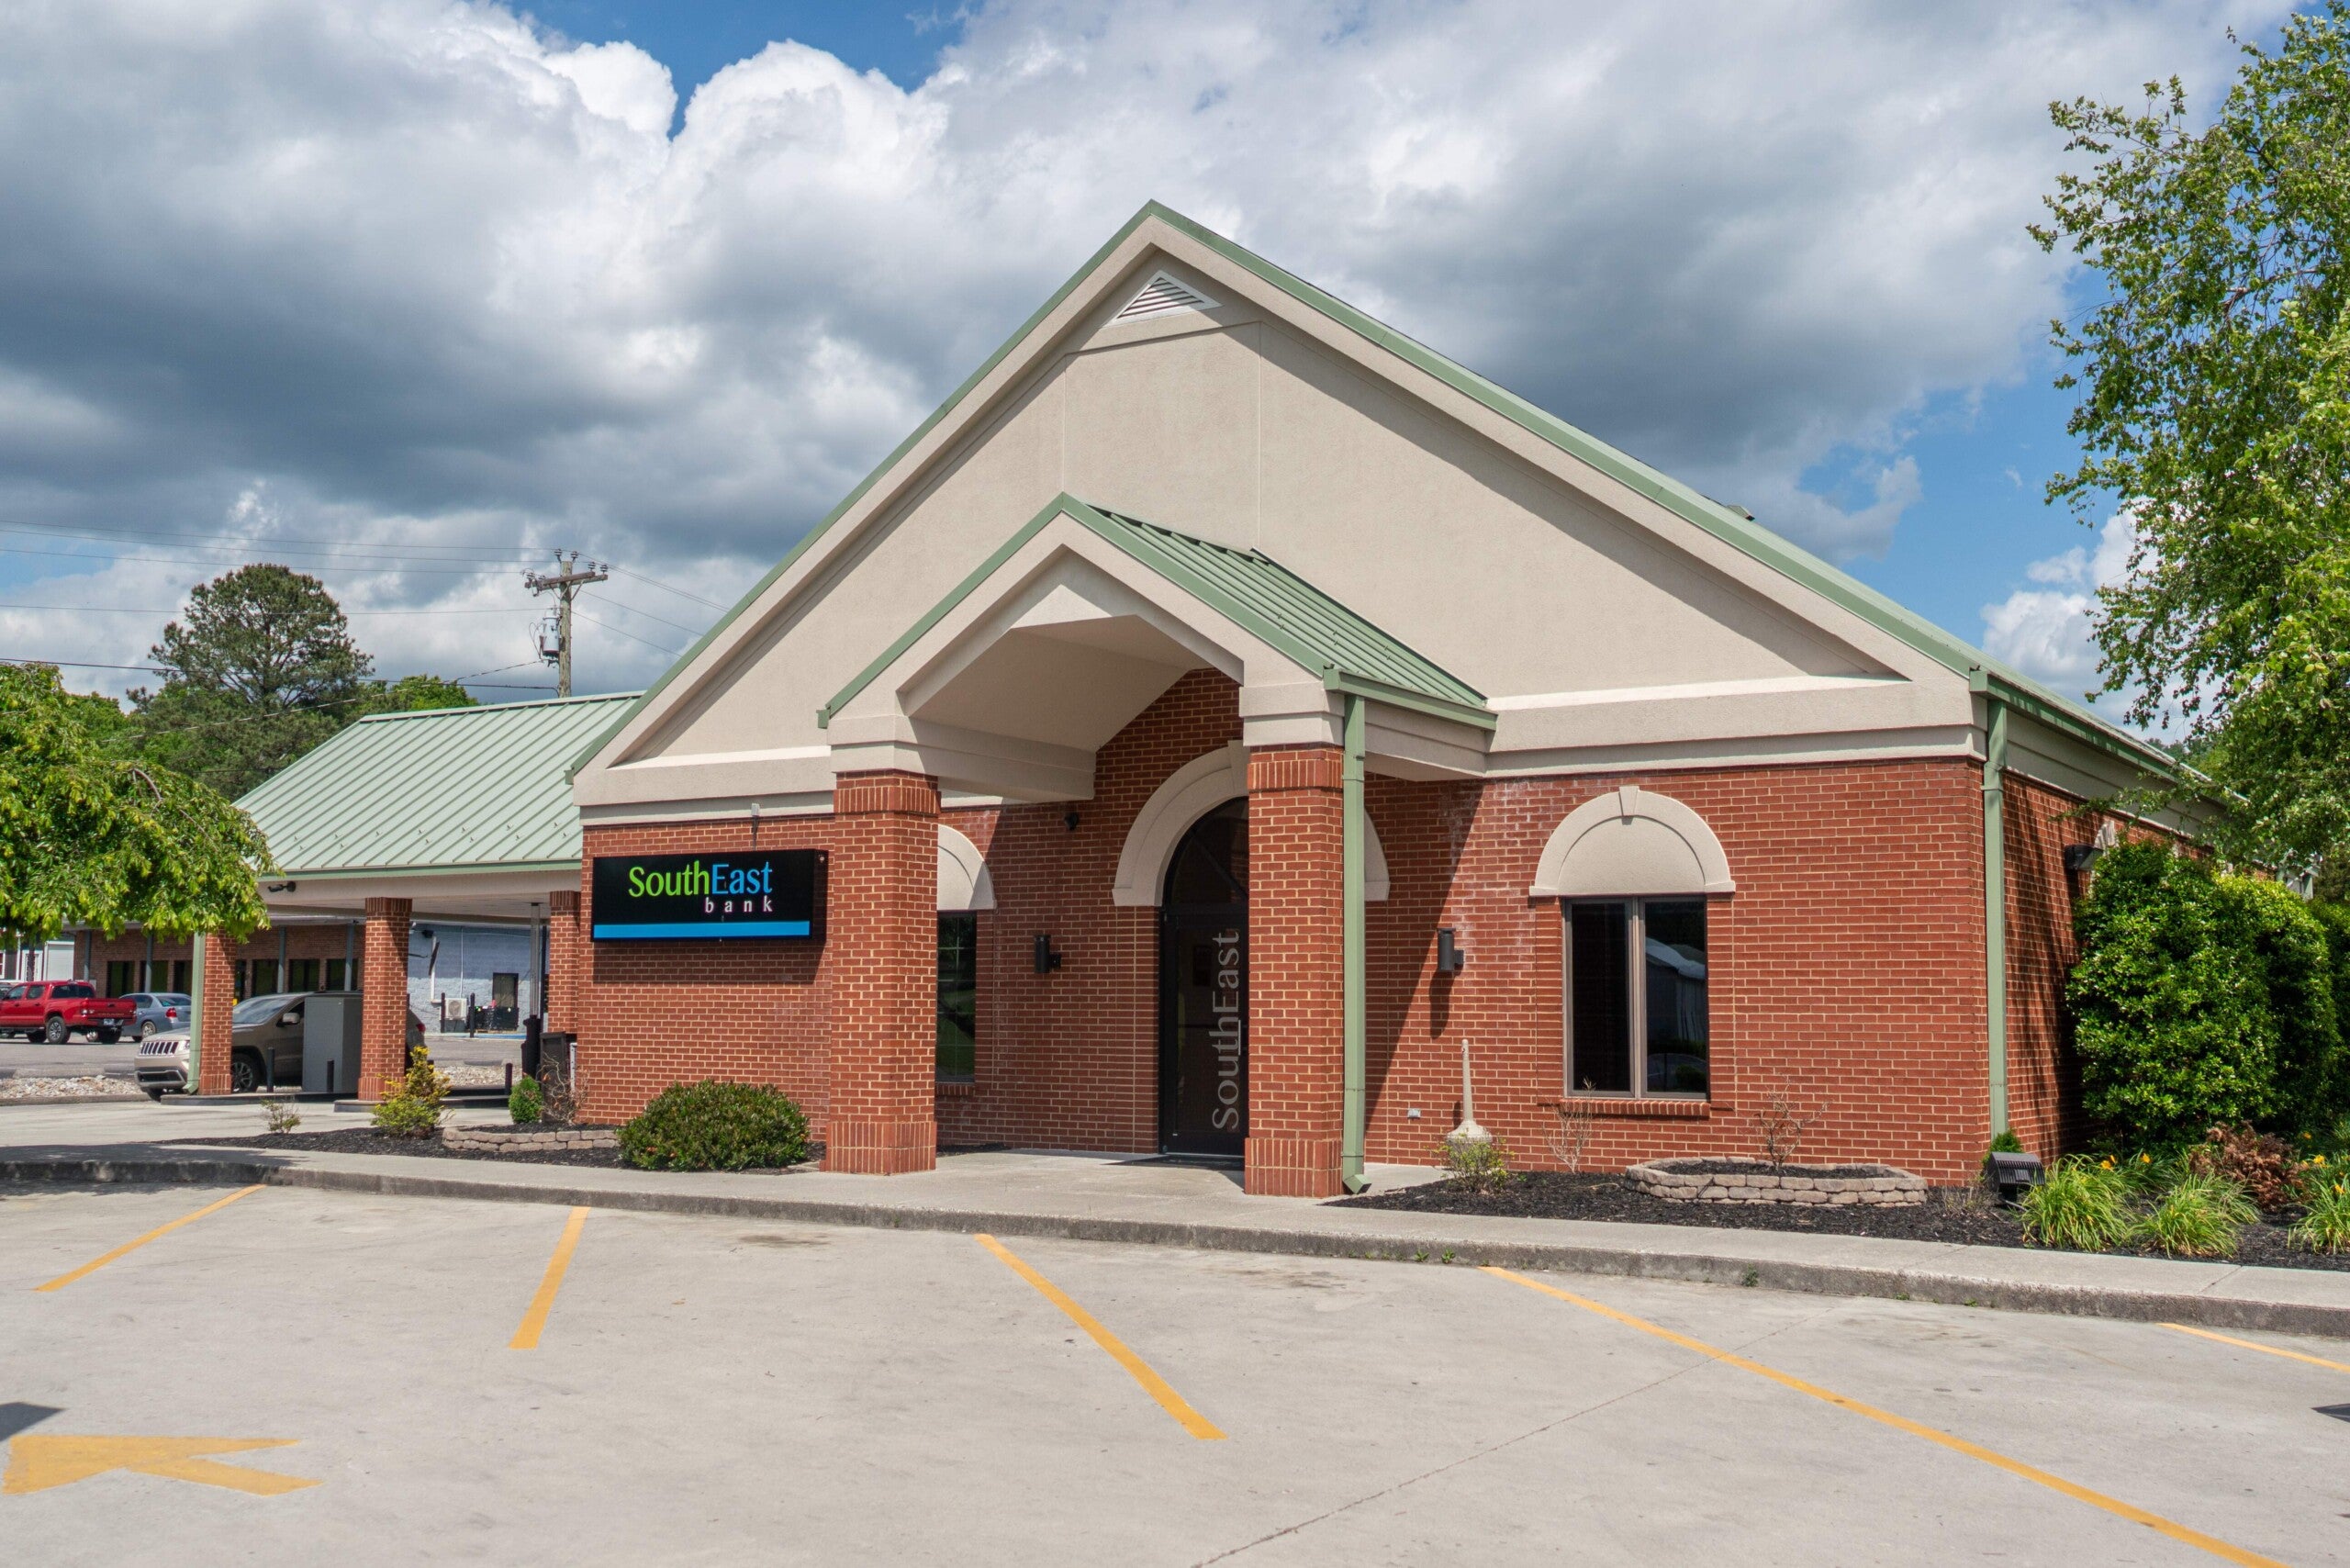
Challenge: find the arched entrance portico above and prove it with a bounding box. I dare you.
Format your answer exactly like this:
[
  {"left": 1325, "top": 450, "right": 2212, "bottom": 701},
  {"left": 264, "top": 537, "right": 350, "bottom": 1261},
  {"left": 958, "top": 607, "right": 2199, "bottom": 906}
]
[{"left": 1157, "top": 799, "right": 1248, "bottom": 1157}]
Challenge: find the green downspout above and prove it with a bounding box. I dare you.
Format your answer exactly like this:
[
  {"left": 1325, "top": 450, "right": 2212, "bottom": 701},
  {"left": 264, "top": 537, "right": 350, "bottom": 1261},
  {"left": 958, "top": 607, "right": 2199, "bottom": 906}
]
[
  {"left": 187, "top": 931, "right": 207, "bottom": 1093},
  {"left": 1983, "top": 694, "right": 2009, "bottom": 1137},
  {"left": 1340, "top": 694, "right": 1369, "bottom": 1194}
]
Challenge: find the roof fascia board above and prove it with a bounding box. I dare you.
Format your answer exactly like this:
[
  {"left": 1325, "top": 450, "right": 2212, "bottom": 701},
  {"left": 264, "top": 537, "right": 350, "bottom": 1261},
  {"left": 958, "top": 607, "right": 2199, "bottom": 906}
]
[
  {"left": 270, "top": 858, "right": 582, "bottom": 879},
  {"left": 568, "top": 213, "right": 1174, "bottom": 782},
  {"left": 1967, "top": 666, "right": 2180, "bottom": 784}
]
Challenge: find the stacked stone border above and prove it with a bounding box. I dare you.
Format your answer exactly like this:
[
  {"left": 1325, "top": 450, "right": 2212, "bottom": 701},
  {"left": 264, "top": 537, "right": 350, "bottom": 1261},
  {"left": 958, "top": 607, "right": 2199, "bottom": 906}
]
[
  {"left": 1628, "top": 1157, "right": 1926, "bottom": 1207},
  {"left": 443, "top": 1126, "right": 619, "bottom": 1153}
]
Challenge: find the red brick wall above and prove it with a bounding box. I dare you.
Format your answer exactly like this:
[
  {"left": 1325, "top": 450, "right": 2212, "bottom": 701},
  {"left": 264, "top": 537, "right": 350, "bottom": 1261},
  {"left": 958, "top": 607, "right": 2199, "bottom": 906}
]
[
  {"left": 824, "top": 770, "right": 940, "bottom": 1173},
  {"left": 359, "top": 899, "right": 412, "bottom": 1099},
  {"left": 570, "top": 814, "right": 834, "bottom": 1128},
  {"left": 1243, "top": 745, "right": 1347, "bottom": 1196},
  {"left": 568, "top": 671, "right": 2050, "bottom": 1184},
  {"left": 198, "top": 933, "right": 237, "bottom": 1094},
  {"left": 1359, "top": 760, "right": 1994, "bottom": 1182},
  {"left": 546, "top": 890, "right": 580, "bottom": 1034},
  {"left": 2003, "top": 772, "right": 2143, "bottom": 1159},
  {"left": 935, "top": 667, "right": 1245, "bottom": 1153}
]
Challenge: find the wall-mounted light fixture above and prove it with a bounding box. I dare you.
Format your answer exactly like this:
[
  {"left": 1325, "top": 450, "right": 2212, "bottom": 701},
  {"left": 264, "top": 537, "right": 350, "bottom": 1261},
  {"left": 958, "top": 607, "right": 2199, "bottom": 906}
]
[
  {"left": 2062, "top": 844, "right": 2104, "bottom": 875},
  {"left": 1033, "top": 934, "right": 1064, "bottom": 974},
  {"left": 263, "top": 880, "right": 298, "bottom": 893},
  {"left": 1436, "top": 927, "right": 1466, "bottom": 975},
  {"left": 1063, "top": 810, "right": 1081, "bottom": 832}
]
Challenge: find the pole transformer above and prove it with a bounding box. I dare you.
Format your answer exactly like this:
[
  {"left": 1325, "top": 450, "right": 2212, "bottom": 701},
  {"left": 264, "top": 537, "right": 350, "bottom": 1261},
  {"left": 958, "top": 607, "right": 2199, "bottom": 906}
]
[{"left": 523, "top": 552, "right": 609, "bottom": 698}]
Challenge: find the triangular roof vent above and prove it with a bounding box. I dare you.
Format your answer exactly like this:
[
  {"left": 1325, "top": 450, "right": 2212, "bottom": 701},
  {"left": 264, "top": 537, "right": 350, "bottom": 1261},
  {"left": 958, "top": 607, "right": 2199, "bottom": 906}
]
[{"left": 1113, "top": 269, "right": 1219, "bottom": 322}]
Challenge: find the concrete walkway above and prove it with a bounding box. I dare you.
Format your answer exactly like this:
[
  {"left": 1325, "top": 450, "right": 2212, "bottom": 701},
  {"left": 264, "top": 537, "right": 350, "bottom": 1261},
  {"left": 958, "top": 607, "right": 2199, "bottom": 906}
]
[{"left": 6, "top": 1098, "right": 2349, "bottom": 1338}]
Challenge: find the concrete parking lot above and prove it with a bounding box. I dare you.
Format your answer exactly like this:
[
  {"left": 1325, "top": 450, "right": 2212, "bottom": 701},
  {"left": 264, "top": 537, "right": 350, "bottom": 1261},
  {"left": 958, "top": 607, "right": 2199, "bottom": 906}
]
[{"left": 6, "top": 1182, "right": 2349, "bottom": 1564}]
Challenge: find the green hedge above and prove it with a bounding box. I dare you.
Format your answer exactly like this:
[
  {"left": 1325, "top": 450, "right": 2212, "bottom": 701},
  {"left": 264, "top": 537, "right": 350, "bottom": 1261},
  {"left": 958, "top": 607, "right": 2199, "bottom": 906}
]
[
  {"left": 2068, "top": 842, "right": 2344, "bottom": 1149},
  {"left": 619, "top": 1080, "right": 811, "bottom": 1171}
]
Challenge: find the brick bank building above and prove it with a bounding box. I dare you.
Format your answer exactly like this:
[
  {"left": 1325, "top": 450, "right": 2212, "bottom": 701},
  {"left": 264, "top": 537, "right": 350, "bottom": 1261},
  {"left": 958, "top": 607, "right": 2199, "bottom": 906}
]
[{"left": 151, "top": 205, "right": 2181, "bottom": 1193}]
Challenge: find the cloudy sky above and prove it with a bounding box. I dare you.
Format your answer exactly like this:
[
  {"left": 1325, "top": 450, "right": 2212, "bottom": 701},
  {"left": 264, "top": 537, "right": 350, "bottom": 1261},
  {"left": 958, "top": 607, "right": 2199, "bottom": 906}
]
[{"left": 0, "top": 0, "right": 2283, "bottom": 705}]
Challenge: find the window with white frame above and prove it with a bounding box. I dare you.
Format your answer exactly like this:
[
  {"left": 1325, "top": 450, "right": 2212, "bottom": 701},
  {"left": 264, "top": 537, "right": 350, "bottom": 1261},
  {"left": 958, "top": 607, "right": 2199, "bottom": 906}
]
[{"left": 1564, "top": 899, "right": 1710, "bottom": 1096}]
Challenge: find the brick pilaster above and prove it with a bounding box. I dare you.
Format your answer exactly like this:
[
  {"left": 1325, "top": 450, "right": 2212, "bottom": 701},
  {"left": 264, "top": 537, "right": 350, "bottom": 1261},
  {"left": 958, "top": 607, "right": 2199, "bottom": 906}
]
[
  {"left": 824, "top": 769, "right": 940, "bottom": 1174},
  {"left": 196, "top": 931, "right": 240, "bottom": 1095},
  {"left": 546, "top": 889, "right": 581, "bottom": 1035},
  {"left": 359, "top": 897, "right": 412, "bottom": 1100},
  {"left": 1244, "top": 745, "right": 1346, "bottom": 1197}
]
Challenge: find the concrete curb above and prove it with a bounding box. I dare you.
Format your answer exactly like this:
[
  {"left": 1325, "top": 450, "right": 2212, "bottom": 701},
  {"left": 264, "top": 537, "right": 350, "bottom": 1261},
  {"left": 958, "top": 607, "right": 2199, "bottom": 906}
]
[{"left": 8, "top": 1152, "right": 2348, "bottom": 1339}]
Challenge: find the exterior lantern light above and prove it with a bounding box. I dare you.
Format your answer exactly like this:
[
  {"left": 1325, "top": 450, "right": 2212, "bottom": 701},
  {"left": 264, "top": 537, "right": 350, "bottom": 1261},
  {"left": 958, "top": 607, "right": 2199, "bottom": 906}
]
[
  {"left": 1033, "top": 934, "right": 1063, "bottom": 975},
  {"left": 1436, "top": 927, "right": 1466, "bottom": 974},
  {"left": 2061, "top": 844, "right": 2103, "bottom": 875}
]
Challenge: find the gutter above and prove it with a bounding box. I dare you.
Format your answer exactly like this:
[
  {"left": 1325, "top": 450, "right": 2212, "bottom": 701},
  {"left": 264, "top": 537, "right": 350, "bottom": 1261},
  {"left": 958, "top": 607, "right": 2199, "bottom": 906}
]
[
  {"left": 1341, "top": 694, "right": 1369, "bottom": 1194},
  {"left": 1981, "top": 693, "right": 2009, "bottom": 1137}
]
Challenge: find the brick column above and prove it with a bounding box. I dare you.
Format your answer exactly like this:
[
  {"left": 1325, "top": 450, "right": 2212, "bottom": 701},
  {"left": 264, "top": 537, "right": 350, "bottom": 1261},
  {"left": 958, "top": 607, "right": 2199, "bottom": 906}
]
[
  {"left": 358, "top": 897, "right": 412, "bottom": 1100},
  {"left": 825, "top": 769, "right": 940, "bottom": 1175},
  {"left": 1244, "top": 745, "right": 1346, "bottom": 1197},
  {"left": 545, "top": 889, "right": 581, "bottom": 1034},
  {"left": 196, "top": 932, "right": 240, "bottom": 1095}
]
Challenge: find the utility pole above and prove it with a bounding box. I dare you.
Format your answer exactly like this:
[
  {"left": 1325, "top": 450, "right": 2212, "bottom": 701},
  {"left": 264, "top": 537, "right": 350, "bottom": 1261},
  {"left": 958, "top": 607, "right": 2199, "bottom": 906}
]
[{"left": 524, "top": 552, "right": 608, "bottom": 698}]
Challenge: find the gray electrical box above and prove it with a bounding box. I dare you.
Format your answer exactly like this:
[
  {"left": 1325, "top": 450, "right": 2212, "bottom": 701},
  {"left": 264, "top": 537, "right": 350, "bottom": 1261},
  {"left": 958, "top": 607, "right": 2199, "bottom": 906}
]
[{"left": 302, "top": 991, "right": 363, "bottom": 1096}]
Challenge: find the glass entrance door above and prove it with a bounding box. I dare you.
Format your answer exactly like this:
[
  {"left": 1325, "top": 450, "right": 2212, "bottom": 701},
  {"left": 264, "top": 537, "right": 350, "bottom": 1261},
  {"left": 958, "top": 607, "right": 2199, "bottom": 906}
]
[{"left": 1158, "top": 800, "right": 1248, "bottom": 1158}]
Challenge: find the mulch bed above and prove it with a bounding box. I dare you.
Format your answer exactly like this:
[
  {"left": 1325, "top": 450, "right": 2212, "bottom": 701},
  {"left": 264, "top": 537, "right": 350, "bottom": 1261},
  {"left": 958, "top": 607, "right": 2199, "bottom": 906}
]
[{"left": 1334, "top": 1170, "right": 2350, "bottom": 1273}]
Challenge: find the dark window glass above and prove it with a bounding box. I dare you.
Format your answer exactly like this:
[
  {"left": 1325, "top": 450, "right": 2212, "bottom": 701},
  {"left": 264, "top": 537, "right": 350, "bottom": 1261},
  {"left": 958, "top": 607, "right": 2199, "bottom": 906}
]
[
  {"left": 287, "top": 958, "right": 320, "bottom": 993},
  {"left": 1569, "top": 902, "right": 1631, "bottom": 1092},
  {"left": 170, "top": 960, "right": 190, "bottom": 993},
  {"left": 936, "top": 913, "right": 978, "bottom": 1081},
  {"left": 55, "top": 982, "right": 95, "bottom": 1000},
  {"left": 106, "top": 961, "right": 138, "bottom": 997},
  {"left": 1163, "top": 800, "right": 1248, "bottom": 906},
  {"left": 323, "top": 958, "right": 349, "bottom": 991},
  {"left": 1643, "top": 900, "right": 1710, "bottom": 1093}
]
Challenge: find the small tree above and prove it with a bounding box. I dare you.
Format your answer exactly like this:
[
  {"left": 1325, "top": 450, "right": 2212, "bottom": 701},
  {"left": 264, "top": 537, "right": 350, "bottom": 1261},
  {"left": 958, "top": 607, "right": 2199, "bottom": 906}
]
[
  {"left": 372, "top": 1046, "right": 451, "bottom": 1137},
  {"left": 0, "top": 663, "right": 272, "bottom": 942}
]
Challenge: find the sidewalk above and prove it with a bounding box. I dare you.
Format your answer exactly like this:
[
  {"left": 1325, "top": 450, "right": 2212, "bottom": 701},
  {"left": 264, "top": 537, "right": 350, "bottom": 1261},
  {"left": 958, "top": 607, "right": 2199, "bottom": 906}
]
[{"left": 6, "top": 1102, "right": 2349, "bottom": 1339}]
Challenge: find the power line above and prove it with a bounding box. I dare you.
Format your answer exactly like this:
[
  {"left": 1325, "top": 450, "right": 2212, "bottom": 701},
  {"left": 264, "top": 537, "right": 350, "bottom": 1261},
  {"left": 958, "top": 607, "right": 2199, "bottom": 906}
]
[
  {"left": 609, "top": 563, "right": 732, "bottom": 611},
  {"left": 0, "top": 520, "right": 545, "bottom": 561},
  {"left": 0, "top": 655, "right": 164, "bottom": 673},
  {"left": 0, "top": 543, "right": 527, "bottom": 577},
  {"left": 580, "top": 590, "right": 702, "bottom": 637},
  {"left": 0, "top": 601, "right": 538, "bottom": 616},
  {"left": 570, "top": 608, "right": 678, "bottom": 655}
]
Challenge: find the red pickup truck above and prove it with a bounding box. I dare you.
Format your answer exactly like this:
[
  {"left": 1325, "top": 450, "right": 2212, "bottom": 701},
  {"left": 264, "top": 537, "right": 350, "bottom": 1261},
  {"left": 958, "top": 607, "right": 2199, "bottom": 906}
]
[{"left": 1, "top": 980, "right": 136, "bottom": 1043}]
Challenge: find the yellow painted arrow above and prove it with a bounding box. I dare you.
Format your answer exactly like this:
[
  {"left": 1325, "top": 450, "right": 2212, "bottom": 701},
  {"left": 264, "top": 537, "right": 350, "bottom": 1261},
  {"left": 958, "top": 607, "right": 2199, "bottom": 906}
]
[{"left": 3, "top": 1435, "right": 317, "bottom": 1496}]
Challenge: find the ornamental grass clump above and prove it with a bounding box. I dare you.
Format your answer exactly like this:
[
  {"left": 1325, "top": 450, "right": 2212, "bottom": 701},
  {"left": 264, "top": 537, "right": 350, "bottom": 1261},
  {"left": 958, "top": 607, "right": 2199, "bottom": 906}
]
[
  {"left": 2291, "top": 1180, "right": 2350, "bottom": 1255},
  {"left": 619, "top": 1080, "right": 810, "bottom": 1172},
  {"left": 2134, "top": 1171, "right": 2258, "bottom": 1259},
  {"left": 2019, "top": 1156, "right": 2133, "bottom": 1251}
]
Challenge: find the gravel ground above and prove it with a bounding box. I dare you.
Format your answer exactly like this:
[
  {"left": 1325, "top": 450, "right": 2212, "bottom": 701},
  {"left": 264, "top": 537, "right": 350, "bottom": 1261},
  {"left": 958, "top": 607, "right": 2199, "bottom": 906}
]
[
  {"left": 0, "top": 1074, "right": 146, "bottom": 1103},
  {"left": 1333, "top": 1170, "right": 2350, "bottom": 1272}
]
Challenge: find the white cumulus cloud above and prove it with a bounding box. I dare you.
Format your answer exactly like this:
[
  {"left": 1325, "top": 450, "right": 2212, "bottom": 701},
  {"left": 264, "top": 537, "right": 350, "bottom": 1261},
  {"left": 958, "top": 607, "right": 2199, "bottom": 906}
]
[{"left": 0, "top": 0, "right": 2282, "bottom": 694}]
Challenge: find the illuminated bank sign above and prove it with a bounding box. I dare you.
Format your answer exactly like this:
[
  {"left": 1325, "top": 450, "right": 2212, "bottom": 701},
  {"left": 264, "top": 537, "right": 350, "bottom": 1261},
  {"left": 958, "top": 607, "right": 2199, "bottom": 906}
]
[{"left": 590, "top": 850, "right": 826, "bottom": 941}]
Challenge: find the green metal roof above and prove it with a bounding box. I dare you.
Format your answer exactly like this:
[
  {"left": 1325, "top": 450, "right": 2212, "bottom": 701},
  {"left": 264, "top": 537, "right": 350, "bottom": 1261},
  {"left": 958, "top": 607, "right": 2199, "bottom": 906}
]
[
  {"left": 819, "top": 495, "right": 1493, "bottom": 732},
  {"left": 576, "top": 199, "right": 2174, "bottom": 783},
  {"left": 240, "top": 693, "right": 640, "bottom": 874}
]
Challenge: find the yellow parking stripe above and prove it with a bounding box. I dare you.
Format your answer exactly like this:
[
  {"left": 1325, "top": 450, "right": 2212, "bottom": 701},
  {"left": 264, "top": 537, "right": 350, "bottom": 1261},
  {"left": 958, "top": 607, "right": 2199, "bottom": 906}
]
[
  {"left": 1483, "top": 1267, "right": 2284, "bottom": 1568},
  {"left": 2160, "top": 1321, "right": 2350, "bottom": 1375},
  {"left": 35, "top": 1186, "right": 263, "bottom": 1292},
  {"left": 509, "top": 1207, "right": 590, "bottom": 1350},
  {"left": 976, "top": 1234, "right": 1226, "bottom": 1439}
]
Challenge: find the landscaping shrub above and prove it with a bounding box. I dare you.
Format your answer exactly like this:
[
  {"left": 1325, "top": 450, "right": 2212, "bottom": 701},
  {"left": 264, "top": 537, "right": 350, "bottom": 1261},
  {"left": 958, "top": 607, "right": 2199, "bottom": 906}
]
[
  {"left": 2134, "top": 1171, "right": 2257, "bottom": 1259},
  {"left": 2187, "top": 1123, "right": 2306, "bottom": 1210},
  {"left": 619, "top": 1080, "right": 810, "bottom": 1171},
  {"left": 1986, "top": 1129, "right": 2023, "bottom": 1156},
  {"left": 2019, "top": 1156, "right": 2133, "bottom": 1251},
  {"left": 509, "top": 1074, "right": 543, "bottom": 1126},
  {"left": 2291, "top": 1178, "right": 2350, "bottom": 1254},
  {"left": 1438, "top": 1135, "right": 1514, "bottom": 1195},
  {"left": 371, "top": 1046, "right": 449, "bottom": 1137},
  {"left": 2068, "top": 842, "right": 2344, "bottom": 1148}
]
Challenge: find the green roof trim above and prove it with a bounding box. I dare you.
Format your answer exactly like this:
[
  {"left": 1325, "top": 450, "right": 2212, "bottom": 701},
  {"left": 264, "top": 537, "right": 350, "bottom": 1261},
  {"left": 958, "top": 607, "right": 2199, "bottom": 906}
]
[
  {"left": 241, "top": 692, "right": 640, "bottom": 874},
  {"left": 817, "top": 494, "right": 1494, "bottom": 733},
  {"left": 574, "top": 198, "right": 2172, "bottom": 785}
]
